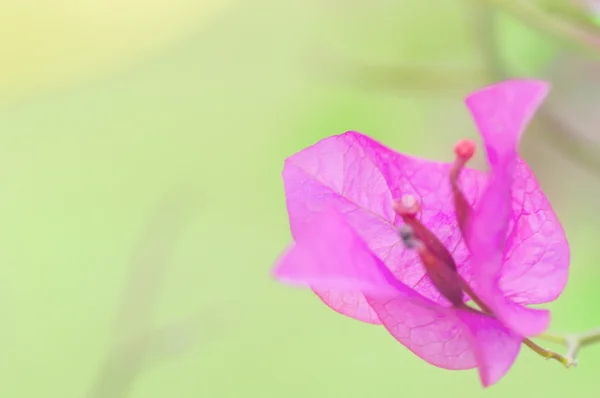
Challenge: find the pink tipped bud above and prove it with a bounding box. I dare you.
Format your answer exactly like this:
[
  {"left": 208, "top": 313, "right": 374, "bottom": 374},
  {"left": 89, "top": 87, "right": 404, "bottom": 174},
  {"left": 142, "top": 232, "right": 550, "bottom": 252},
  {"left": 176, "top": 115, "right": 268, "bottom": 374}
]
[{"left": 454, "top": 139, "right": 476, "bottom": 161}]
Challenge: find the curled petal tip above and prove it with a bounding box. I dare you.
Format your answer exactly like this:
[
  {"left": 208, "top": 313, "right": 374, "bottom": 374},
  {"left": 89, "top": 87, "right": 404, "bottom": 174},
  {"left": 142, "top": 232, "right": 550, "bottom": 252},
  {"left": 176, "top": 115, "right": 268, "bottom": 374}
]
[{"left": 467, "top": 78, "right": 551, "bottom": 99}]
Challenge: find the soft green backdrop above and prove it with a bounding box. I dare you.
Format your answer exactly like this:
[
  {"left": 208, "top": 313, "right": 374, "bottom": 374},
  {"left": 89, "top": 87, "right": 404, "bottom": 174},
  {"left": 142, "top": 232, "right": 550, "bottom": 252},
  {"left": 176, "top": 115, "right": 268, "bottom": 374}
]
[{"left": 1, "top": 1, "right": 599, "bottom": 397}]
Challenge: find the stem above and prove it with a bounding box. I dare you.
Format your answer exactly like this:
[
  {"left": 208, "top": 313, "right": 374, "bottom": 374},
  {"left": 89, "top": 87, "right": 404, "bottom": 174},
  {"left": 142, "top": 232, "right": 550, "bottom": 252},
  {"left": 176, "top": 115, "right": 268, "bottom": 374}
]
[
  {"left": 351, "top": 64, "right": 485, "bottom": 93},
  {"left": 86, "top": 191, "right": 195, "bottom": 398},
  {"left": 477, "top": 0, "right": 600, "bottom": 57},
  {"left": 469, "top": 2, "right": 507, "bottom": 79},
  {"left": 523, "top": 338, "right": 575, "bottom": 367},
  {"left": 580, "top": 327, "right": 600, "bottom": 345},
  {"left": 536, "top": 327, "right": 600, "bottom": 364}
]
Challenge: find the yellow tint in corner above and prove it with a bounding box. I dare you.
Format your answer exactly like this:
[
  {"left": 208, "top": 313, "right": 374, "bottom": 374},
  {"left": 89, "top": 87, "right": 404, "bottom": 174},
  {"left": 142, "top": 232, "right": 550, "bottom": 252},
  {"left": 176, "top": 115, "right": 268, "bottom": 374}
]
[{"left": 0, "top": 0, "right": 230, "bottom": 104}]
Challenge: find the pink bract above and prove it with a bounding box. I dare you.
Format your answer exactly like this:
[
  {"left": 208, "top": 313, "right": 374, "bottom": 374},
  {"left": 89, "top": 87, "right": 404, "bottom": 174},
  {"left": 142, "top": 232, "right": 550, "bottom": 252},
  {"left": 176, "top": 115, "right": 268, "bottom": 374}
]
[{"left": 272, "top": 79, "right": 570, "bottom": 386}]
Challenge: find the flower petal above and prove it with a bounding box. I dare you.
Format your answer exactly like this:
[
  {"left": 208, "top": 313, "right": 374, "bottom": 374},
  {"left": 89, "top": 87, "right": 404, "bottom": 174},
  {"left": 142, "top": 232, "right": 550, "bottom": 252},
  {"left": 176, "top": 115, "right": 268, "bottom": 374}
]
[
  {"left": 368, "top": 294, "right": 520, "bottom": 380},
  {"left": 283, "top": 132, "right": 486, "bottom": 321},
  {"left": 367, "top": 296, "right": 477, "bottom": 370},
  {"left": 465, "top": 79, "right": 551, "bottom": 336},
  {"left": 272, "top": 209, "right": 401, "bottom": 299},
  {"left": 499, "top": 158, "right": 570, "bottom": 304},
  {"left": 455, "top": 310, "right": 521, "bottom": 387}
]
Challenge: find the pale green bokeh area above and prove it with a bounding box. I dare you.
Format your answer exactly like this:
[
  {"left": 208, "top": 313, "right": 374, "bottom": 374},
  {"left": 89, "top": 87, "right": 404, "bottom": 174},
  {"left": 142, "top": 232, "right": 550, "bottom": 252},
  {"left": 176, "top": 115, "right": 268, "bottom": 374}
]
[{"left": 1, "top": 1, "right": 600, "bottom": 397}]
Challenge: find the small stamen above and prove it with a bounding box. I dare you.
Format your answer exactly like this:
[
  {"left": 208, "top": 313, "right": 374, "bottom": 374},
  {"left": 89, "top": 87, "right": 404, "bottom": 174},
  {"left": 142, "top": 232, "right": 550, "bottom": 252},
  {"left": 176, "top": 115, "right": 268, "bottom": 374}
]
[
  {"left": 414, "top": 243, "right": 464, "bottom": 307},
  {"left": 394, "top": 197, "right": 464, "bottom": 307},
  {"left": 393, "top": 196, "right": 456, "bottom": 270},
  {"left": 393, "top": 194, "right": 420, "bottom": 216},
  {"left": 450, "top": 139, "right": 476, "bottom": 241}
]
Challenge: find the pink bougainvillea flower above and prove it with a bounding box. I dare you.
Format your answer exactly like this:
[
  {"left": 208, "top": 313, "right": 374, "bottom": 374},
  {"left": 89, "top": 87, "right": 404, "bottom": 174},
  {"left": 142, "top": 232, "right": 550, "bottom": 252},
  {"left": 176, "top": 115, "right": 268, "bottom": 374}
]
[{"left": 272, "top": 79, "right": 570, "bottom": 386}]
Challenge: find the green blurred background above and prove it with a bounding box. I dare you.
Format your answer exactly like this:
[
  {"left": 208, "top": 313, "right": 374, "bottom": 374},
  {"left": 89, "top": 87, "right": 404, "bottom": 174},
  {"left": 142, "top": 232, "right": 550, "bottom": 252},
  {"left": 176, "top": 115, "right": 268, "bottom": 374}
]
[{"left": 2, "top": 1, "right": 600, "bottom": 397}]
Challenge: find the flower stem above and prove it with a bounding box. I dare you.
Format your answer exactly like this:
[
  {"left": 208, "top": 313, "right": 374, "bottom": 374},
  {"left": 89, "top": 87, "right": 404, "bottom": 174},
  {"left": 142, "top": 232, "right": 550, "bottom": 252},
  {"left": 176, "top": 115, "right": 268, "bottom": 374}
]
[
  {"left": 536, "top": 327, "right": 600, "bottom": 365},
  {"left": 476, "top": 0, "right": 600, "bottom": 57},
  {"left": 86, "top": 191, "right": 199, "bottom": 398},
  {"left": 523, "top": 338, "right": 575, "bottom": 367}
]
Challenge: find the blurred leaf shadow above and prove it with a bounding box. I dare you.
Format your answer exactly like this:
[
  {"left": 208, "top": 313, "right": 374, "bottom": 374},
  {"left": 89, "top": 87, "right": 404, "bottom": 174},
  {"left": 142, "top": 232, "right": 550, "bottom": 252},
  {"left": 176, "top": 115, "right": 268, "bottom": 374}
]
[
  {"left": 86, "top": 188, "right": 226, "bottom": 398},
  {"left": 344, "top": 1, "right": 600, "bottom": 187}
]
